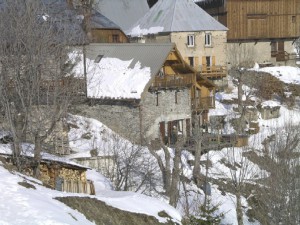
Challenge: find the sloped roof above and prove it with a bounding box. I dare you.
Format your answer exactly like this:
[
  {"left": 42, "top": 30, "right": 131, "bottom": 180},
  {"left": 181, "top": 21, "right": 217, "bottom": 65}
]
[
  {"left": 0, "top": 0, "right": 88, "bottom": 45},
  {"left": 89, "top": 10, "right": 121, "bottom": 30},
  {"left": 93, "top": 0, "right": 149, "bottom": 31},
  {"left": 82, "top": 43, "right": 175, "bottom": 99},
  {"left": 127, "top": 0, "right": 228, "bottom": 36}
]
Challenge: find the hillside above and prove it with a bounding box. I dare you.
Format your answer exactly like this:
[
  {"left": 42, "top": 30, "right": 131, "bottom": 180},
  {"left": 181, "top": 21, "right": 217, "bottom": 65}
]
[
  {"left": 0, "top": 65, "right": 299, "bottom": 225},
  {"left": 0, "top": 157, "right": 181, "bottom": 225}
]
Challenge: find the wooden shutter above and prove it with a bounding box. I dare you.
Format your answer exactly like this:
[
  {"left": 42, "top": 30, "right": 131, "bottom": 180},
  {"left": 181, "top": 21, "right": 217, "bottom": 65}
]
[
  {"left": 202, "top": 56, "right": 206, "bottom": 72},
  {"left": 160, "top": 122, "right": 165, "bottom": 141},
  {"left": 212, "top": 56, "right": 216, "bottom": 71},
  {"left": 195, "top": 56, "right": 199, "bottom": 70},
  {"left": 277, "top": 41, "right": 285, "bottom": 61}
]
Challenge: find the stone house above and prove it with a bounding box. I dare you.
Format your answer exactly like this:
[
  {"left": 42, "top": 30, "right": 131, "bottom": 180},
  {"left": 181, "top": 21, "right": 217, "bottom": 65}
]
[
  {"left": 73, "top": 43, "right": 215, "bottom": 145},
  {"left": 127, "top": 0, "right": 228, "bottom": 82},
  {"left": 197, "top": 0, "right": 300, "bottom": 66}
]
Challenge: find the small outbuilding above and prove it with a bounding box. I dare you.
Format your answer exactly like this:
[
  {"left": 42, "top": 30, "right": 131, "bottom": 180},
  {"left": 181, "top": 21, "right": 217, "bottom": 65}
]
[{"left": 258, "top": 100, "right": 281, "bottom": 120}]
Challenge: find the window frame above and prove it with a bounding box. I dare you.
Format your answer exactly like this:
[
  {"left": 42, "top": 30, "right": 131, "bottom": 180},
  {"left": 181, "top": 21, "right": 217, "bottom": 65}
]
[
  {"left": 188, "top": 57, "right": 194, "bottom": 67},
  {"left": 187, "top": 34, "right": 195, "bottom": 47},
  {"left": 205, "top": 33, "right": 212, "bottom": 47}
]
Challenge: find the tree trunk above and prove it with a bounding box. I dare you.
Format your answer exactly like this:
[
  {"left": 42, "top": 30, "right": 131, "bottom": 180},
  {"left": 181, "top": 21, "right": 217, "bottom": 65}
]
[
  {"left": 33, "top": 134, "right": 42, "bottom": 177},
  {"left": 169, "top": 144, "right": 181, "bottom": 207},
  {"left": 162, "top": 145, "right": 171, "bottom": 195},
  {"left": 236, "top": 189, "right": 244, "bottom": 225},
  {"left": 193, "top": 140, "right": 202, "bottom": 187}
]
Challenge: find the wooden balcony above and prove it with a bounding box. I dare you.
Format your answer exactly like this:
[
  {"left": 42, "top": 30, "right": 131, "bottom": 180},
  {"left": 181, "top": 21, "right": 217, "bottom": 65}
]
[
  {"left": 200, "top": 65, "right": 227, "bottom": 79},
  {"left": 192, "top": 96, "right": 215, "bottom": 111},
  {"left": 151, "top": 74, "right": 194, "bottom": 90}
]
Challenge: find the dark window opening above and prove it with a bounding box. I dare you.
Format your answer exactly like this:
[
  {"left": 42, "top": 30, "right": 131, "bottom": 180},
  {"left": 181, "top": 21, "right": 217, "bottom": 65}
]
[
  {"left": 206, "top": 56, "right": 211, "bottom": 67},
  {"left": 188, "top": 57, "right": 194, "bottom": 67}
]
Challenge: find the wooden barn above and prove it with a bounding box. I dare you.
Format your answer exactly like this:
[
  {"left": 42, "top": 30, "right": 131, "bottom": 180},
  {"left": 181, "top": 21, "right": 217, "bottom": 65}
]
[{"left": 197, "top": 0, "right": 300, "bottom": 66}]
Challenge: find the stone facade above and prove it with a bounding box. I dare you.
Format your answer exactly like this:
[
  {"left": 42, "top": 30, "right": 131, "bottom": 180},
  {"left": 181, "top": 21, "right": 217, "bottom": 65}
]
[
  {"left": 141, "top": 88, "right": 192, "bottom": 143},
  {"left": 259, "top": 105, "right": 281, "bottom": 120},
  {"left": 227, "top": 40, "right": 297, "bottom": 68},
  {"left": 73, "top": 103, "right": 141, "bottom": 143},
  {"left": 73, "top": 88, "right": 192, "bottom": 145},
  {"left": 136, "top": 31, "right": 228, "bottom": 72},
  {"left": 170, "top": 31, "right": 227, "bottom": 71}
]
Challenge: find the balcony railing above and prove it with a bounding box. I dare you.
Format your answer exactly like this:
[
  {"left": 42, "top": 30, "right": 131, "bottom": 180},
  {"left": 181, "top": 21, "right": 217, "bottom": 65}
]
[
  {"left": 192, "top": 97, "right": 215, "bottom": 111},
  {"left": 200, "top": 65, "right": 227, "bottom": 78},
  {"left": 151, "top": 74, "right": 194, "bottom": 89}
]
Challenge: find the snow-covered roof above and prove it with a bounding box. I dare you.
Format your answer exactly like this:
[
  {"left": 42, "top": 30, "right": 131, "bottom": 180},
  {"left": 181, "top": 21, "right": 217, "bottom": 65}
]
[
  {"left": 75, "top": 43, "right": 175, "bottom": 100},
  {"left": 127, "top": 0, "right": 228, "bottom": 36},
  {"left": 93, "top": 0, "right": 149, "bottom": 31},
  {"left": 261, "top": 100, "right": 280, "bottom": 108},
  {"left": 0, "top": 144, "right": 89, "bottom": 170}
]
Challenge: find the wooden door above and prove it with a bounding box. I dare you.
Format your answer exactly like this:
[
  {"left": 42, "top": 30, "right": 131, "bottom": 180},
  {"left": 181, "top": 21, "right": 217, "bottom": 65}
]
[
  {"left": 160, "top": 122, "right": 165, "bottom": 142},
  {"left": 277, "top": 41, "right": 285, "bottom": 61}
]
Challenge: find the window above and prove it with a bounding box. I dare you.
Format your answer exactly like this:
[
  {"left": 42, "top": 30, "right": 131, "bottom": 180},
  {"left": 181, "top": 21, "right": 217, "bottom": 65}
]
[
  {"left": 187, "top": 34, "right": 195, "bottom": 47},
  {"left": 175, "top": 91, "right": 179, "bottom": 104},
  {"left": 292, "top": 16, "right": 296, "bottom": 23},
  {"left": 206, "top": 56, "right": 211, "bottom": 67},
  {"left": 188, "top": 57, "right": 194, "bottom": 67},
  {"left": 205, "top": 33, "right": 212, "bottom": 46},
  {"left": 112, "top": 34, "right": 120, "bottom": 43},
  {"left": 156, "top": 93, "right": 159, "bottom": 106}
]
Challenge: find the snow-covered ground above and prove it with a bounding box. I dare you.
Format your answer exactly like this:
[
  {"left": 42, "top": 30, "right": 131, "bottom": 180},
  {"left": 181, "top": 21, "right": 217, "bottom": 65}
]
[
  {"left": 0, "top": 159, "right": 181, "bottom": 225},
  {"left": 1, "top": 65, "right": 300, "bottom": 225}
]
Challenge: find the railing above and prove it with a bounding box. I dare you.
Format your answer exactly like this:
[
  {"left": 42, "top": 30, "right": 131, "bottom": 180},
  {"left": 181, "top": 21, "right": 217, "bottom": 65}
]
[
  {"left": 191, "top": 97, "right": 215, "bottom": 111},
  {"left": 151, "top": 74, "right": 194, "bottom": 89},
  {"left": 200, "top": 65, "right": 227, "bottom": 78}
]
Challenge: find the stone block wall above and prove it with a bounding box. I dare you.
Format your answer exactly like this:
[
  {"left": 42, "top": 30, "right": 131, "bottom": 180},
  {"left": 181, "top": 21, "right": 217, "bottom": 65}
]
[
  {"left": 141, "top": 88, "right": 192, "bottom": 142},
  {"left": 73, "top": 104, "right": 141, "bottom": 143},
  {"left": 171, "top": 31, "right": 227, "bottom": 70}
]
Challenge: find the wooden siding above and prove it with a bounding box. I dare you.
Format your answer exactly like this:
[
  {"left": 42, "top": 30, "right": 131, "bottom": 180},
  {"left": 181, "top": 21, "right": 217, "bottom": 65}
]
[
  {"left": 226, "top": 0, "right": 300, "bottom": 40},
  {"left": 90, "top": 29, "right": 129, "bottom": 43}
]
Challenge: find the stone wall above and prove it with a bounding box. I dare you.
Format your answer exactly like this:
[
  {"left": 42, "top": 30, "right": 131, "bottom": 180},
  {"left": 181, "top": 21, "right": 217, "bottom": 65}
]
[
  {"left": 170, "top": 31, "right": 228, "bottom": 70},
  {"left": 73, "top": 88, "right": 192, "bottom": 144},
  {"left": 73, "top": 103, "right": 141, "bottom": 143},
  {"left": 141, "top": 88, "right": 192, "bottom": 142},
  {"left": 227, "top": 40, "right": 297, "bottom": 67}
]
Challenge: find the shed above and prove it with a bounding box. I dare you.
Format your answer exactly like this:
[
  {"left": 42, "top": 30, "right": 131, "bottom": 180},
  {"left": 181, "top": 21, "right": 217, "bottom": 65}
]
[{"left": 258, "top": 101, "right": 281, "bottom": 120}]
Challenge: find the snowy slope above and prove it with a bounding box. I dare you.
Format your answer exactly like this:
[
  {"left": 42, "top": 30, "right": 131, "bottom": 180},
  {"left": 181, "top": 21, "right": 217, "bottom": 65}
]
[
  {"left": 0, "top": 164, "right": 94, "bottom": 225},
  {"left": 0, "top": 161, "right": 182, "bottom": 225}
]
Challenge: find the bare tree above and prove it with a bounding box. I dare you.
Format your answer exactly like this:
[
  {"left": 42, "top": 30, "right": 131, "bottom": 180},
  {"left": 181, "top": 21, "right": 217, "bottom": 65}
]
[
  {"left": 0, "top": 0, "right": 85, "bottom": 172},
  {"left": 254, "top": 124, "right": 300, "bottom": 225},
  {"left": 148, "top": 135, "right": 185, "bottom": 207}
]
